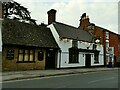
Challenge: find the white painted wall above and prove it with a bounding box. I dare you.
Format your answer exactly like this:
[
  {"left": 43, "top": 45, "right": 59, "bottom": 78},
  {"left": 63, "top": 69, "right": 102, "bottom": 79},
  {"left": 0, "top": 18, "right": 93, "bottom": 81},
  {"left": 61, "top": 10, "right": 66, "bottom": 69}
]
[
  {"left": 94, "top": 46, "right": 104, "bottom": 65},
  {"left": 59, "top": 52, "right": 85, "bottom": 68},
  {"left": 91, "top": 46, "right": 104, "bottom": 66},
  {"left": 48, "top": 24, "right": 104, "bottom": 68}
]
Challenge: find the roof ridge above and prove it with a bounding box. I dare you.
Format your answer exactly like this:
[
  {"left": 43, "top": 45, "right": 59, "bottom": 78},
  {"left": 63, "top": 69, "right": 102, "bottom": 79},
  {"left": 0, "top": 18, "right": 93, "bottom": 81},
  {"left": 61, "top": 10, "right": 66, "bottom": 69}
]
[
  {"left": 54, "top": 21, "right": 78, "bottom": 29},
  {"left": 96, "top": 25, "right": 118, "bottom": 35}
]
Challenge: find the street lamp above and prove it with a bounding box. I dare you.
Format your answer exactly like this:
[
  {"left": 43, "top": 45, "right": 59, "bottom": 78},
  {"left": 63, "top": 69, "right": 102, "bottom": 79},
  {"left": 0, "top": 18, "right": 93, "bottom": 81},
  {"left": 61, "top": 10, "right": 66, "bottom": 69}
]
[
  {"left": 87, "top": 37, "right": 101, "bottom": 50},
  {"left": 95, "top": 38, "right": 100, "bottom": 44}
]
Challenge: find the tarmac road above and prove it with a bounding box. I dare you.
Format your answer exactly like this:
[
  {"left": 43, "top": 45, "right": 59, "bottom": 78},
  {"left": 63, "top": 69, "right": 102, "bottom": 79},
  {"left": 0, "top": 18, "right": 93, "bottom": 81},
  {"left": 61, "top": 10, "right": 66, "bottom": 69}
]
[{"left": 2, "top": 69, "right": 119, "bottom": 88}]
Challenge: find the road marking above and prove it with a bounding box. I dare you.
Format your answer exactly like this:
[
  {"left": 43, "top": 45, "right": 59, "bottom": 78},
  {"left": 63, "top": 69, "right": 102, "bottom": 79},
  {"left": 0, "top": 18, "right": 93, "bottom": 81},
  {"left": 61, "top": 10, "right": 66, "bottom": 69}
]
[{"left": 88, "top": 77, "right": 116, "bottom": 84}]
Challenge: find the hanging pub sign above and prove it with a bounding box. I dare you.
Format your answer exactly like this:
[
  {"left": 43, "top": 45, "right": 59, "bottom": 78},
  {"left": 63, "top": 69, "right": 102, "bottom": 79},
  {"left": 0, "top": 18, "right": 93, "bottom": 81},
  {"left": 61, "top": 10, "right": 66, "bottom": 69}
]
[{"left": 106, "top": 47, "right": 114, "bottom": 54}]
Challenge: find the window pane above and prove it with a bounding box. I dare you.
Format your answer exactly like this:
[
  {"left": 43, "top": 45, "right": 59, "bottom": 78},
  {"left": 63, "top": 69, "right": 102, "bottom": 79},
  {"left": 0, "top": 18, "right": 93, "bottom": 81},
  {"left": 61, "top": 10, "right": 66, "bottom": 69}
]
[
  {"left": 30, "top": 54, "right": 33, "bottom": 61},
  {"left": 18, "top": 54, "right": 23, "bottom": 61},
  {"left": 30, "top": 50, "right": 34, "bottom": 61},
  {"left": 18, "top": 50, "right": 23, "bottom": 62},
  {"left": 6, "top": 49, "right": 14, "bottom": 60},
  {"left": 30, "top": 50, "right": 33, "bottom": 54},
  {"left": 38, "top": 51, "right": 44, "bottom": 61},
  {"left": 18, "top": 49, "right": 35, "bottom": 62},
  {"left": 118, "top": 45, "right": 120, "bottom": 53},
  {"left": 25, "top": 50, "right": 29, "bottom": 54},
  {"left": 24, "top": 54, "right": 29, "bottom": 61},
  {"left": 69, "top": 48, "right": 79, "bottom": 63},
  {"left": 19, "top": 50, "right": 23, "bottom": 53},
  {"left": 24, "top": 50, "right": 29, "bottom": 61},
  {"left": 94, "top": 52, "right": 99, "bottom": 63},
  {"left": 72, "top": 40, "right": 78, "bottom": 48}
]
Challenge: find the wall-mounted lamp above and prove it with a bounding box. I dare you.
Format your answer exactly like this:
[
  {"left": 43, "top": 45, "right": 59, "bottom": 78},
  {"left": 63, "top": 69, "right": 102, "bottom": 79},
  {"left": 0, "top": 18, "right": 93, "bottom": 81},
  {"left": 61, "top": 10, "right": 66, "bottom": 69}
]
[{"left": 95, "top": 39, "right": 100, "bottom": 44}]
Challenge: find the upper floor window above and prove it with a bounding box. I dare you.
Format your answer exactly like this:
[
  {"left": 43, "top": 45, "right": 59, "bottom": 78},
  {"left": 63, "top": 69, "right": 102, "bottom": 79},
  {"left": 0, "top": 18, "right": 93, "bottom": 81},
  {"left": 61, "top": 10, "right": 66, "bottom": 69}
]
[
  {"left": 118, "top": 45, "right": 120, "bottom": 53},
  {"left": 106, "top": 32, "right": 109, "bottom": 39},
  {"left": 72, "top": 40, "right": 78, "bottom": 48},
  {"left": 106, "top": 42, "right": 109, "bottom": 48}
]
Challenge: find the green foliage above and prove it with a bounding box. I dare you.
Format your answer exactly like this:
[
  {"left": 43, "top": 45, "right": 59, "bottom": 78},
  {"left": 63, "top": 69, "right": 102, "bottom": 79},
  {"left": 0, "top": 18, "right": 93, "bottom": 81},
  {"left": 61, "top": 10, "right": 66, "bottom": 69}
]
[{"left": 2, "top": 1, "right": 36, "bottom": 24}]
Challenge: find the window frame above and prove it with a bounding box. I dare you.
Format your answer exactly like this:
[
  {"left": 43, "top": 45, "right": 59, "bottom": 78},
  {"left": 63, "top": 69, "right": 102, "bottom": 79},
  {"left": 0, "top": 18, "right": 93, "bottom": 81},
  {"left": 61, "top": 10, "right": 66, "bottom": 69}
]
[
  {"left": 38, "top": 50, "right": 44, "bottom": 61},
  {"left": 105, "top": 32, "right": 109, "bottom": 39},
  {"left": 17, "top": 49, "right": 35, "bottom": 63},
  {"left": 94, "top": 51, "right": 99, "bottom": 63},
  {"left": 6, "top": 49, "right": 14, "bottom": 60},
  {"left": 118, "top": 44, "right": 120, "bottom": 53},
  {"left": 69, "top": 48, "right": 79, "bottom": 63},
  {"left": 72, "top": 40, "right": 78, "bottom": 48}
]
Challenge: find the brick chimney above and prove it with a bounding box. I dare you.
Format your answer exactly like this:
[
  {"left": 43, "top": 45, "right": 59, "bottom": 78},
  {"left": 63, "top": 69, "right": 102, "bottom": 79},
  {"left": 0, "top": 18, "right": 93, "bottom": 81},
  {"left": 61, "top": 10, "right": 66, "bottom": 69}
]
[
  {"left": 79, "top": 13, "right": 90, "bottom": 30},
  {"left": 47, "top": 9, "right": 57, "bottom": 25}
]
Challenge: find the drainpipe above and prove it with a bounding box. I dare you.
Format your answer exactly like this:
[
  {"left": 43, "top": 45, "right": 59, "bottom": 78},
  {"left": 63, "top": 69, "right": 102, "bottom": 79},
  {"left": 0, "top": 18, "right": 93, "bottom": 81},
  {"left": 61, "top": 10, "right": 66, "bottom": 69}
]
[{"left": 103, "top": 30, "right": 106, "bottom": 67}]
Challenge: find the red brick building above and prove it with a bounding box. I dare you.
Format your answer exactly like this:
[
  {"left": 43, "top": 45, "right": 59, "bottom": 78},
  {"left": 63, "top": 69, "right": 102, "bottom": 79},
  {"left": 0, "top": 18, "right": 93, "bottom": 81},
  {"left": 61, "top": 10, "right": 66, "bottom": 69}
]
[
  {"left": 117, "top": 35, "right": 120, "bottom": 64},
  {"left": 79, "top": 13, "right": 120, "bottom": 67}
]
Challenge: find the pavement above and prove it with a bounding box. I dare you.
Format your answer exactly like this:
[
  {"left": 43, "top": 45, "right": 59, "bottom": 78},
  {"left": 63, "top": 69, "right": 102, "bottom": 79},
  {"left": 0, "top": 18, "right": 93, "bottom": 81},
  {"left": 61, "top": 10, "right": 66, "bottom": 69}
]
[{"left": 1, "top": 67, "right": 119, "bottom": 82}]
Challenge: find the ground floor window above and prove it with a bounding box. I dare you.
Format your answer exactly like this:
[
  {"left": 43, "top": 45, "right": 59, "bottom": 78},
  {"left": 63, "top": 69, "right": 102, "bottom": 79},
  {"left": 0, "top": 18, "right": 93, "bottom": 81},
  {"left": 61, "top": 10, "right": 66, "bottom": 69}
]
[
  {"left": 94, "top": 52, "right": 99, "bottom": 63},
  {"left": 118, "top": 56, "right": 120, "bottom": 62},
  {"left": 6, "top": 49, "right": 14, "bottom": 60},
  {"left": 18, "top": 49, "right": 35, "bottom": 63},
  {"left": 69, "top": 48, "right": 79, "bottom": 63},
  {"left": 38, "top": 50, "right": 44, "bottom": 61}
]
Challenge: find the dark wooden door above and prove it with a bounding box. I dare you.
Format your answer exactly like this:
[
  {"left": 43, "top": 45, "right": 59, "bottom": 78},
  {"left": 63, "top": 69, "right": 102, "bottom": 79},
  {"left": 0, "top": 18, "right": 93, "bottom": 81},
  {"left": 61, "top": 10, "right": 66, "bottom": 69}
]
[
  {"left": 46, "top": 49, "right": 56, "bottom": 69},
  {"left": 85, "top": 54, "right": 91, "bottom": 68}
]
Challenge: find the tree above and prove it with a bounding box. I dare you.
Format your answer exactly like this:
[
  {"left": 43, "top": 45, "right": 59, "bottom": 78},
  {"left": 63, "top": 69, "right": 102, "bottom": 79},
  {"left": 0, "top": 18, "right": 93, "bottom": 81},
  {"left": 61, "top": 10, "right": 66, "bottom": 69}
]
[{"left": 2, "top": 1, "right": 36, "bottom": 25}]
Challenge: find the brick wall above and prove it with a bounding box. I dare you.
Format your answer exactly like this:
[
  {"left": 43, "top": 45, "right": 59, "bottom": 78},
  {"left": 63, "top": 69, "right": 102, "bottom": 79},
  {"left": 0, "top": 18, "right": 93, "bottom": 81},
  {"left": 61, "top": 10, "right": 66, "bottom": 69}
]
[
  {"left": 2, "top": 46, "right": 46, "bottom": 71},
  {"left": 94, "top": 27, "right": 106, "bottom": 65},
  {"left": 118, "top": 41, "right": 120, "bottom": 61},
  {"left": 79, "top": 18, "right": 90, "bottom": 30},
  {"left": 79, "top": 14, "right": 120, "bottom": 64},
  {"left": 109, "top": 33, "right": 119, "bottom": 62},
  {"left": 94, "top": 27, "right": 105, "bottom": 45}
]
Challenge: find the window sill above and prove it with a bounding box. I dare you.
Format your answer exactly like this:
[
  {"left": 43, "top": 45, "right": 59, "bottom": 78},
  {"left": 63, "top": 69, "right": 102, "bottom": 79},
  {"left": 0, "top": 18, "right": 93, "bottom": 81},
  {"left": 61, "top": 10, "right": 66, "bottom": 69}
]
[
  {"left": 69, "top": 62, "right": 79, "bottom": 64},
  {"left": 17, "top": 61, "right": 35, "bottom": 63},
  {"left": 94, "top": 62, "right": 99, "bottom": 64}
]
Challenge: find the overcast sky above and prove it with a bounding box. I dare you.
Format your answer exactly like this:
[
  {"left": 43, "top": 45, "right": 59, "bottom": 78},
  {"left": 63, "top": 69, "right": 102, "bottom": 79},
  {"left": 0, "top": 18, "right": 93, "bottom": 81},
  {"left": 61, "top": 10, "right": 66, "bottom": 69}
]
[
  {"left": 0, "top": 0, "right": 119, "bottom": 51},
  {"left": 13, "top": 0, "right": 119, "bottom": 33}
]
